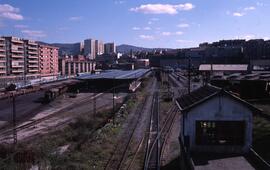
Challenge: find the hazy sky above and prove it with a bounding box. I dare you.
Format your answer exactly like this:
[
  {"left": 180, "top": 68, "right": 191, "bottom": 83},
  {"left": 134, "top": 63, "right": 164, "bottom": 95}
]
[{"left": 0, "top": 0, "right": 269, "bottom": 48}]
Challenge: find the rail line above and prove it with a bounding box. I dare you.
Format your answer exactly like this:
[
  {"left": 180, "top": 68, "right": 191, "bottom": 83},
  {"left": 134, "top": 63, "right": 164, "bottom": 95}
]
[
  {"left": 144, "top": 91, "right": 160, "bottom": 170},
  {"left": 0, "top": 83, "right": 130, "bottom": 142},
  {"left": 0, "top": 92, "right": 105, "bottom": 142},
  {"left": 105, "top": 95, "right": 148, "bottom": 170},
  {"left": 160, "top": 106, "right": 178, "bottom": 165},
  {"left": 144, "top": 87, "right": 180, "bottom": 169}
]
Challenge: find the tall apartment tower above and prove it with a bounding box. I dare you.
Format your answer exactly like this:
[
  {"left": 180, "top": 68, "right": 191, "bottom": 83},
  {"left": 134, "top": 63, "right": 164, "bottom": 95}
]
[
  {"left": 84, "top": 39, "right": 96, "bottom": 59},
  {"left": 104, "top": 42, "right": 116, "bottom": 54},
  {"left": 95, "top": 40, "right": 104, "bottom": 56},
  {"left": 80, "top": 41, "right": 84, "bottom": 55},
  {"left": 39, "top": 44, "right": 59, "bottom": 76}
]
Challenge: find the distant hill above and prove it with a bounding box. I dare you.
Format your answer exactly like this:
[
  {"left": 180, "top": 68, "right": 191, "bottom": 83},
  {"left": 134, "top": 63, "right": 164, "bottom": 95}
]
[
  {"left": 38, "top": 42, "right": 81, "bottom": 55},
  {"left": 116, "top": 44, "right": 154, "bottom": 53},
  {"left": 38, "top": 42, "right": 172, "bottom": 55},
  {"left": 116, "top": 44, "right": 173, "bottom": 53}
]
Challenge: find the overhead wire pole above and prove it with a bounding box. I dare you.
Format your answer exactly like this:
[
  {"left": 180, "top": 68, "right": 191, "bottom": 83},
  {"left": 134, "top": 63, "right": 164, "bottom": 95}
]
[
  {"left": 93, "top": 89, "right": 96, "bottom": 117},
  {"left": 92, "top": 86, "right": 96, "bottom": 119},
  {"left": 12, "top": 93, "right": 17, "bottom": 145},
  {"left": 188, "top": 56, "right": 191, "bottom": 94},
  {"left": 113, "top": 77, "right": 115, "bottom": 113}
]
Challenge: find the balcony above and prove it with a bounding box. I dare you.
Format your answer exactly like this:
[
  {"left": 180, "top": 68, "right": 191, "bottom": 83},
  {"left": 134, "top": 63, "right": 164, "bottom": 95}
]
[
  {"left": 28, "top": 50, "right": 38, "bottom": 55},
  {"left": 28, "top": 45, "right": 38, "bottom": 50},
  {"left": 28, "top": 64, "right": 38, "bottom": 68},
  {"left": 12, "top": 70, "right": 24, "bottom": 74},
  {"left": 28, "top": 60, "right": 39, "bottom": 63},
  {"left": 28, "top": 41, "right": 37, "bottom": 46},
  {"left": 28, "top": 69, "right": 39, "bottom": 72},
  {"left": 11, "top": 55, "right": 24, "bottom": 59},
  {"left": 28, "top": 55, "right": 38, "bottom": 59},
  {"left": 12, "top": 65, "right": 24, "bottom": 68},
  {"left": 11, "top": 49, "right": 24, "bottom": 53},
  {"left": 11, "top": 39, "right": 23, "bottom": 44}
]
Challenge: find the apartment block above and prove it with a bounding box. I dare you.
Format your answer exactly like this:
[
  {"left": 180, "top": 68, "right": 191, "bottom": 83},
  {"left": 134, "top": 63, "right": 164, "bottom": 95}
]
[{"left": 39, "top": 44, "right": 59, "bottom": 76}]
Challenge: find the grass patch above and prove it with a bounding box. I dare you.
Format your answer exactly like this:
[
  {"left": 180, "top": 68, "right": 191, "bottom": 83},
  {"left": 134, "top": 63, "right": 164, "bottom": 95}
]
[{"left": 253, "top": 115, "right": 270, "bottom": 163}]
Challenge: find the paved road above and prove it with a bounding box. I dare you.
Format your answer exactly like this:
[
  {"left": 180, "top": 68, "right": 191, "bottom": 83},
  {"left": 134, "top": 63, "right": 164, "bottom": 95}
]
[{"left": 0, "top": 91, "right": 44, "bottom": 122}]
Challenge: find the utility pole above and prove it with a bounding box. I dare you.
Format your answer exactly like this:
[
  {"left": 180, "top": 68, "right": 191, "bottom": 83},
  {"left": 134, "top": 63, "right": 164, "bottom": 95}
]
[
  {"left": 93, "top": 89, "right": 96, "bottom": 117},
  {"left": 12, "top": 93, "right": 17, "bottom": 145},
  {"left": 188, "top": 56, "right": 191, "bottom": 94},
  {"left": 113, "top": 77, "right": 115, "bottom": 113}
]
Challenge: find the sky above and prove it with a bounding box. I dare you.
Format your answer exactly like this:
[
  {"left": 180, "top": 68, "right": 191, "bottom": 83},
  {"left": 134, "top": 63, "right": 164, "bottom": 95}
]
[{"left": 0, "top": 0, "right": 269, "bottom": 48}]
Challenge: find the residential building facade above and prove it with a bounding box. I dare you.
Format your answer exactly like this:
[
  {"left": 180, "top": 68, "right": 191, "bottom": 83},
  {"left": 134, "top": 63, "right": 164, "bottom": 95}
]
[
  {"left": 23, "top": 40, "right": 39, "bottom": 76},
  {"left": 39, "top": 44, "right": 59, "bottom": 77},
  {"left": 0, "top": 37, "right": 6, "bottom": 77}
]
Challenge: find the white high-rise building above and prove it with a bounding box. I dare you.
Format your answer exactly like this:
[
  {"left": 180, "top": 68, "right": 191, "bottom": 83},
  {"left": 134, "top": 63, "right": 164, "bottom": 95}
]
[{"left": 95, "top": 40, "right": 104, "bottom": 55}]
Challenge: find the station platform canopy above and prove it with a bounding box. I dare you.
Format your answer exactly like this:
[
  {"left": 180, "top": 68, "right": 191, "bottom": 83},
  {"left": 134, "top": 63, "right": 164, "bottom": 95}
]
[{"left": 77, "top": 69, "right": 150, "bottom": 80}]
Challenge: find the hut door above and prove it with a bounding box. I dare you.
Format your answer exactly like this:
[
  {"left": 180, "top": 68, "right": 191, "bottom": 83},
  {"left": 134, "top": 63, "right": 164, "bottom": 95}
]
[{"left": 196, "top": 121, "right": 245, "bottom": 145}]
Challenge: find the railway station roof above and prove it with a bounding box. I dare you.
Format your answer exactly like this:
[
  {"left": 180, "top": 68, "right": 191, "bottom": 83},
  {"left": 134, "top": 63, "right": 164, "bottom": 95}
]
[
  {"left": 176, "top": 85, "right": 261, "bottom": 113},
  {"left": 199, "top": 64, "right": 248, "bottom": 71},
  {"left": 212, "top": 72, "right": 270, "bottom": 81},
  {"left": 77, "top": 69, "right": 150, "bottom": 80}
]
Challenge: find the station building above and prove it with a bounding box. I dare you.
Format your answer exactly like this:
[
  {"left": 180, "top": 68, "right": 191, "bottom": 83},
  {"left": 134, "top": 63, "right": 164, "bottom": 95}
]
[{"left": 176, "top": 85, "right": 260, "bottom": 154}]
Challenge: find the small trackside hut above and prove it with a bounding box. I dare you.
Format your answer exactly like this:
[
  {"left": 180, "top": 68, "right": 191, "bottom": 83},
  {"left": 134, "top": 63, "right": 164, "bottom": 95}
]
[{"left": 176, "top": 85, "right": 260, "bottom": 154}]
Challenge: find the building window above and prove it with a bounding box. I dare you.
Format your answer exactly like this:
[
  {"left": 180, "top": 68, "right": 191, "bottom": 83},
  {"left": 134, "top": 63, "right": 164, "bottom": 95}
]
[{"left": 195, "top": 121, "right": 245, "bottom": 145}]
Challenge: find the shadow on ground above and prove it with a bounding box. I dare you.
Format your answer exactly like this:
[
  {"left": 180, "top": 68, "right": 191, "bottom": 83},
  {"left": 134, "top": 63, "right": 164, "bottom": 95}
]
[{"left": 161, "top": 156, "right": 181, "bottom": 170}]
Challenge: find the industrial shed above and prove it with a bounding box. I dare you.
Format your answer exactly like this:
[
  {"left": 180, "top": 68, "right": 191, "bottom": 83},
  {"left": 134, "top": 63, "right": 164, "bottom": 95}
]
[{"left": 176, "top": 85, "right": 260, "bottom": 154}]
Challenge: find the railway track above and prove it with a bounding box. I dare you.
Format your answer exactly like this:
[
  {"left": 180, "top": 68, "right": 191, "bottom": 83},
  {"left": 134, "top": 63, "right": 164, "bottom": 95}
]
[
  {"left": 160, "top": 106, "right": 178, "bottom": 165},
  {"left": 105, "top": 95, "right": 148, "bottom": 170},
  {"left": 0, "top": 92, "right": 105, "bottom": 142},
  {"left": 144, "top": 91, "right": 180, "bottom": 170},
  {"left": 144, "top": 91, "right": 160, "bottom": 170}
]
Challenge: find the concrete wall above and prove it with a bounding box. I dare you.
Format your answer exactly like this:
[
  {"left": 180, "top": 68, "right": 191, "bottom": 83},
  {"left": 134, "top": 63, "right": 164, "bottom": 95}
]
[{"left": 181, "top": 95, "right": 252, "bottom": 153}]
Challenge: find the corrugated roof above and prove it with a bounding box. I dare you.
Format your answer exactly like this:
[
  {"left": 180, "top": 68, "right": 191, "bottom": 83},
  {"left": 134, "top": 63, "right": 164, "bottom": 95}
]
[
  {"left": 211, "top": 72, "right": 270, "bottom": 81},
  {"left": 176, "top": 85, "right": 261, "bottom": 113},
  {"left": 199, "top": 64, "right": 248, "bottom": 71},
  {"left": 77, "top": 69, "right": 150, "bottom": 80},
  {"left": 176, "top": 85, "right": 220, "bottom": 111}
]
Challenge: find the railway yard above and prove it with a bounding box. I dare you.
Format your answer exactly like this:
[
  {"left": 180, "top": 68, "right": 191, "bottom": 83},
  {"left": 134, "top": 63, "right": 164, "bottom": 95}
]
[
  {"left": 0, "top": 69, "right": 270, "bottom": 169},
  {"left": 0, "top": 69, "right": 185, "bottom": 169}
]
